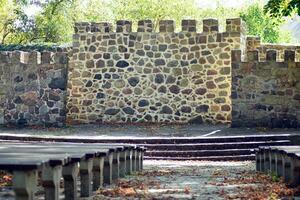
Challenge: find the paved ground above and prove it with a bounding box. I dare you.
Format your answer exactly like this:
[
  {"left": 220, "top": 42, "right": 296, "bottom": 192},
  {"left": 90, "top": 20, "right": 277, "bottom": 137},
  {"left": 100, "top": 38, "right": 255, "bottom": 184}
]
[
  {"left": 1, "top": 160, "right": 298, "bottom": 200},
  {"left": 0, "top": 124, "right": 298, "bottom": 138},
  {"left": 91, "top": 160, "right": 298, "bottom": 200}
]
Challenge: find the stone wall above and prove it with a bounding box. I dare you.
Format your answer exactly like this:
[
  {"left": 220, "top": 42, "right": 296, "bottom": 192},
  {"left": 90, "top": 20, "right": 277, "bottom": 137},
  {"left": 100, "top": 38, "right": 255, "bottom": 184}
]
[
  {"left": 66, "top": 18, "right": 245, "bottom": 124},
  {"left": 231, "top": 49, "right": 300, "bottom": 128},
  {"left": 0, "top": 50, "right": 68, "bottom": 126}
]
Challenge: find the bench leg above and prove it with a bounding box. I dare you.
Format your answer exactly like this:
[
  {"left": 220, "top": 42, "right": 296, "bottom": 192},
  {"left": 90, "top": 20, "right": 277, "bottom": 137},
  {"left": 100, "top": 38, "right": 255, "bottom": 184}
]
[
  {"left": 137, "top": 151, "right": 141, "bottom": 171},
  {"left": 276, "top": 153, "right": 283, "bottom": 178},
  {"left": 141, "top": 151, "right": 144, "bottom": 171},
  {"left": 283, "top": 154, "right": 292, "bottom": 183},
  {"left": 263, "top": 150, "right": 270, "bottom": 173},
  {"left": 256, "top": 151, "right": 261, "bottom": 171},
  {"left": 112, "top": 152, "right": 120, "bottom": 180},
  {"left": 62, "top": 162, "right": 79, "bottom": 200},
  {"left": 289, "top": 157, "right": 300, "bottom": 187},
  {"left": 119, "top": 151, "right": 127, "bottom": 178},
  {"left": 80, "top": 158, "right": 93, "bottom": 197},
  {"left": 13, "top": 170, "right": 38, "bottom": 200},
  {"left": 103, "top": 153, "right": 113, "bottom": 185},
  {"left": 92, "top": 157, "right": 104, "bottom": 191},
  {"left": 270, "top": 151, "right": 276, "bottom": 174},
  {"left": 42, "top": 165, "right": 62, "bottom": 200},
  {"left": 132, "top": 150, "right": 137, "bottom": 172},
  {"left": 126, "top": 150, "right": 132, "bottom": 175}
]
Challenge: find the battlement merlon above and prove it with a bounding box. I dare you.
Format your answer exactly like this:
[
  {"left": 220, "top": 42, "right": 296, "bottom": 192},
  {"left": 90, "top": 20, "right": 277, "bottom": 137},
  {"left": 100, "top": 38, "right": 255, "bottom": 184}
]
[
  {"left": 232, "top": 49, "right": 298, "bottom": 63},
  {"left": 74, "top": 18, "right": 247, "bottom": 33}
]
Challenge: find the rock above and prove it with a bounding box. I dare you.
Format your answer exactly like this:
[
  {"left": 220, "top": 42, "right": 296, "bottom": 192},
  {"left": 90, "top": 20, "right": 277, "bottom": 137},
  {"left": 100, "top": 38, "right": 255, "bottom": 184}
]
[
  {"left": 14, "top": 96, "right": 23, "bottom": 104},
  {"left": 39, "top": 105, "right": 49, "bottom": 115},
  {"left": 116, "top": 60, "right": 129, "bottom": 68},
  {"left": 128, "top": 77, "right": 139, "bottom": 87},
  {"left": 96, "top": 93, "right": 105, "bottom": 99},
  {"left": 123, "top": 107, "right": 135, "bottom": 115},
  {"left": 206, "top": 81, "right": 216, "bottom": 89},
  {"left": 49, "top": 78, "right": 66, "bottom": 90},
  {"left": 96, "top": 60, "right": 105, "bottom": 68},
  {"left": 85, "top": 80, "right": 93, "bottom": 87},
  {"left": 158, "top": 86, "right": 167, "bottom": 93},
  {"left": 94, "top": 74, "right": 102, "bottom": 80},
  {"left": 195, "top": 88, "right": 207, "bottom": 95},
  {"left": 169, "top": 85, "right": 180, "bottom": 94},
  {"left": 105, "top": 108, "right": 120, "bottom": 115},
  {"left": 196, "top": 105, "right": 209, "bottom": 113},
  {"left": 191, "top": 64, "right": 203, "bottom": 72},
  {"left": 21, "top": 91, "right": 39, "bottom": 105},
  {"left": 167, "top": 60, "right": 179, "bottom": 67},
  {"left": 161, "top": 105, "right": 173, "bottom": 114},
  {"left": 155, "top": 74, "right": 164, "bottom": 84},
  {"left": 220, "top": 67, "right": 231, "bottom": 75},
  {"left": 181, "top": 106, "right": 192, "bottom": 113},
  {"left": 221, "top": 105, "right": 231, "bottom": 111},
  {"left": 82, "top": 100, "right": 92, "bottom": 106},
  {"left": 188, "top": 116, "right": 203, "bottom": 124},
  {"left": 166, "top": 76, "right": 176, "bottom": 84},
  {"left": 14, "top": 76, "right": 23, "bottom": 83},
  {"left": 138, "top": 99, "right": 149, "bottom": 107},
  {"left": 86, "top": 60, "right": 94, "bottom": 68},
  {"left": 154, "top": 59, "right": 166, "bottom": 66},
  {"left": 28, "top": 73, "right": 38, "bottom": 80},
  {"left": 114, "top": 80, "right": 125, "bottom": 88}
]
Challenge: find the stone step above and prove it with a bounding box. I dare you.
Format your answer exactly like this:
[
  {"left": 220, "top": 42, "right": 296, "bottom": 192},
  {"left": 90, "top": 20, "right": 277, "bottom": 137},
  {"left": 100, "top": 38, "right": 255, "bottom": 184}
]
[
  {"left": 0, "top": 134, "right": 291, "bottom": 144},
  {"left": 145, "top": 149, "right": 254, "bottom": 157},
  {"left": 144, "top": 154, "right": 255, "bottom": 161},
  {"left": 142, "top": 140, "right": 291, "bottom": 151}
]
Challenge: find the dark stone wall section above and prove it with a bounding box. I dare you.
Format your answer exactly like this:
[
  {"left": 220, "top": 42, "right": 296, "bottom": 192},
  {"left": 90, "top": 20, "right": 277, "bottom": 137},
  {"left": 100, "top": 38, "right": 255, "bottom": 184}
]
[
  {"left": 0, "top": 50, "right": 68, "bottom": 127},
  {"left": 231, "top": 49, "right": 300, "bottom": 128}
]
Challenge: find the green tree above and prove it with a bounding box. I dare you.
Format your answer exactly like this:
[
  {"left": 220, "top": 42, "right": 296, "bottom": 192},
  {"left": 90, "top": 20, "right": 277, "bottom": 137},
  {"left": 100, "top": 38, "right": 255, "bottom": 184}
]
[
  {"left": 109, "top": 0, "right": 198, "bottom": 31},
  {"left": 240, "top": 3, "right": 291, "bottom": 43},
  {"left": 264, "top": 0, "right": 300, "bottom": 18}
]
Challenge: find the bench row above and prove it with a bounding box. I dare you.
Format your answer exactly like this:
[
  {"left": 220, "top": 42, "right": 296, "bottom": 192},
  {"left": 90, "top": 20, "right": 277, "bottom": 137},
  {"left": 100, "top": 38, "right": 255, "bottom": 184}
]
[
  {"left": 0, "top": 142, "right": 146, "bottom": 200},
  {"left": 256, "top": 145, "right": 300, "bottom": 186}
]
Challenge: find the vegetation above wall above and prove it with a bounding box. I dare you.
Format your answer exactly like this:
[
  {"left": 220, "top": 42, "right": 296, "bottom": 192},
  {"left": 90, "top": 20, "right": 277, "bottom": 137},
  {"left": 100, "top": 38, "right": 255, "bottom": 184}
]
[{"left": 0, "top": 0, "right": 294, "bottom": 45}]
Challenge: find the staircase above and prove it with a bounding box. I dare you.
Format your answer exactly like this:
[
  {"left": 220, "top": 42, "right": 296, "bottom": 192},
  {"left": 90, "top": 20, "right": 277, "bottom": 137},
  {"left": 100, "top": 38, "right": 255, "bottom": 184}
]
[{"left": 0, "top": 134, "right": 292, "bottom": 161}]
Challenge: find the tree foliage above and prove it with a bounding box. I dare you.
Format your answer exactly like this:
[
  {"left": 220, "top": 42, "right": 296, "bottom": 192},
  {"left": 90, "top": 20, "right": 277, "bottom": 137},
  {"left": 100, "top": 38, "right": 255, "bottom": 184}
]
[
  {"left": 240, "top": 3, "right": 291, "bottom": 43},
  {"left": 0, "top": 0, "right": 293, "bottom": 45},
  {"left": 264, "top": 0, "right": 300, "bottom": 18}
]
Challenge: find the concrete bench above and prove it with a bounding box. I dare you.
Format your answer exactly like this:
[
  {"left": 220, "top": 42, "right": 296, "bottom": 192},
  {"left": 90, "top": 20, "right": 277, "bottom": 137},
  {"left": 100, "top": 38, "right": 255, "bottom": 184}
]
[
  {"left": 0, "top": 142, "right": 145, "bottom": 200},
  {"left": 256, "top": 145, "right": 300, "bottom": 187}
]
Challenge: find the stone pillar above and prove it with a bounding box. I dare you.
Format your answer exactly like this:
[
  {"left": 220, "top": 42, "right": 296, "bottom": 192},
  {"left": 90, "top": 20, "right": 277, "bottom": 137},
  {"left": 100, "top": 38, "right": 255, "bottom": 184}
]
[
  {"left": 119, "top": 150, "right": 127, "bottom": 178},
  {"left": 141, "top": 149, "right": 145, "bottom": 171},
  {"left": 92, "top": 157, "right": 104, "bottom": 191},
  {"left": 13, "top": 170, "right": 38, "bottom": 200},
  {"left": 80, "top": 158, "right": 93, "bottom": 197},
  {"left": 112, "top": 152, "right": 120, "bottom": 180},
  {"left": 270, "top": 150, "right": 277, "bottom": 173},
  {"left": 103, "top": 153, "right": 113, "bottom": 185},
  {"left": 62, "top": 162, "right": 79, "bottom": 200},
  {"left": 41, "top": 165, "right": 62, "bottom": 200}
]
